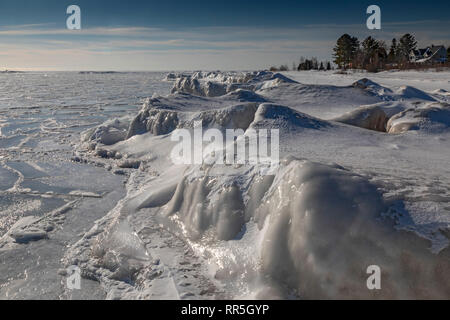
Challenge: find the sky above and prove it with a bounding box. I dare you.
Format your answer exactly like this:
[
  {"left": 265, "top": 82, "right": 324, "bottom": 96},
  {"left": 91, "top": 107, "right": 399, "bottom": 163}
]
[{"left": 0, "top": 0, "right": 449, "bottom": 71}]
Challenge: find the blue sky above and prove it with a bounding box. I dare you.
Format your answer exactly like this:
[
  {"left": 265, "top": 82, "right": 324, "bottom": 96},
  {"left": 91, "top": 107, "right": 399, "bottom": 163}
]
[{"left": 0, "top": 0, "right": 449, "bottom": 70}]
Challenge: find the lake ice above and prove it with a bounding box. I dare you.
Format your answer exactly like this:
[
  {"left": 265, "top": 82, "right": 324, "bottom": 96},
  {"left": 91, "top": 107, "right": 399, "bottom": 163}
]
[{"left": 1, "top": 69, "right": 449, "bottom": 299}]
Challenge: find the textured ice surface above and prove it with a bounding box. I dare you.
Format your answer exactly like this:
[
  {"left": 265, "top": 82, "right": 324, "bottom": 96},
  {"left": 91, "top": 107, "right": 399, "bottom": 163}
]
[
  {"left": 2, "top": 70, "right": 450, "bottom": 299},
  {"left": 0, "top": 72, "right": 169, "bottom": 299},
  {"left": 257, "top": 160, "right": 449, "bottom": 299},
  {"left": 63, "top": 70, "right": 450, "bottom": 300}
]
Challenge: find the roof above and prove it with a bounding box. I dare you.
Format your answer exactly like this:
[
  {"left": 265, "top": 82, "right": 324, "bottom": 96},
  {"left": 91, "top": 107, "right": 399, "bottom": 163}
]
[
  {"left": 410, "top": 46, "right": 446, "bottom": 59},
  {"left": 411, "top": 48, "right": 429, "bottom": 56},
  {"left": 430, "top": 45, "right": 445, "bottom": 55}
]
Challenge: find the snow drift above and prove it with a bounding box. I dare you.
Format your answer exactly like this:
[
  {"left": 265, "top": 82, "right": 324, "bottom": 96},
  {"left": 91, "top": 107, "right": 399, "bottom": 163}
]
[
  {"left": 68, "top": 71, "right": 450, "bottom": 300},
  {"left": 387, "top": 103, "right": 450, "bottom": 134},
  {"left": 332, "top": 102, "right": 406, "bottom": 132}
]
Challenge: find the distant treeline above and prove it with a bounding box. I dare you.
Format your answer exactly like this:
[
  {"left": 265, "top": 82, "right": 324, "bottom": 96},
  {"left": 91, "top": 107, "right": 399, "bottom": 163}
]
[
  {"left": 332, "top": 33, "right": 450, "bottom": 72},
  {"left": 333, "top": 33, "right": 414, "bottom": 71},
  {"left": 269, "top": 33, "right": 450, "bottom": 73},
  {"left": 270, "top": 58, "right": 332, "bottom": 72}
]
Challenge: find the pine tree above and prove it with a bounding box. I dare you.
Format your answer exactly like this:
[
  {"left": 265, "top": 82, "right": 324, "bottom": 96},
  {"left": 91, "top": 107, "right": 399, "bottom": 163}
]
[
  {"left": 361, "top": 37, "right": 378, "bottom": 68},
  {"left": 319, "top": 62, "right": 325, "bottom": 70},
  {"left": 447, "top": 47, "right": 450, "bottom": 62},
  {"left": 398, "top": 34, "right": 417, "bottom": 62},
  {"left": 312, "top": 57, "right": 318, "bottom": 70},
  {"left": 362, "top": 37, "right": 378, "bottom": 56},
  {"left": 326, "top": 61, "right": 331, "bottom": 70},
  {"left": 360, "top": 37, "right": 388, "bottom": 71},
  {"left": 333, "top": 34, "right": 359, "bottom": 69},
  {"left": 388, "top": 38, "right": 398, "bottom": 63}
]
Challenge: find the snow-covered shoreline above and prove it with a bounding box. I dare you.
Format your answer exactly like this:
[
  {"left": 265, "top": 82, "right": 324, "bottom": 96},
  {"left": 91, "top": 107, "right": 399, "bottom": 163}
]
[
  {"left": 60, "top": 70, "right": 450, "bottom": 299},
  {"left": 1, "top": 70, "right": 449, "bottom": 299}
]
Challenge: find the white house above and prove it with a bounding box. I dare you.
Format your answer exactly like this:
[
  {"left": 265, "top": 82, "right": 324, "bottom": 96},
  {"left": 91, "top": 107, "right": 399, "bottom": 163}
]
[{"left": 410, "top": 45, "right": 447, "bottom": 63}]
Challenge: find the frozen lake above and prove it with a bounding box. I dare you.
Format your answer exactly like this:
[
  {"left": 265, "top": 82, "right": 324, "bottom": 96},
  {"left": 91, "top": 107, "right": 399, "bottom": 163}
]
[{"left": 0, "top": 72, "right": 171, "bottom": 299}]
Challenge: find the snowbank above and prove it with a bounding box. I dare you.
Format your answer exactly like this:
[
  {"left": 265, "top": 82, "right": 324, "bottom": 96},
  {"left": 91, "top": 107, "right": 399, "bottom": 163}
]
[{"left": 387, "top": 103, "right": 450, "bottom": 133}]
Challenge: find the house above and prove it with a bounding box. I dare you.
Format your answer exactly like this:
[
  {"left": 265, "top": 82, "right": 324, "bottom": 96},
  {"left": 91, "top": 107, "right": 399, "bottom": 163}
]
[
  {"left": 410, "top": 45, "right": 447, "bottom": 63},
  {"left": 409, "top": 48, "right": 431, "bottom": 61}
]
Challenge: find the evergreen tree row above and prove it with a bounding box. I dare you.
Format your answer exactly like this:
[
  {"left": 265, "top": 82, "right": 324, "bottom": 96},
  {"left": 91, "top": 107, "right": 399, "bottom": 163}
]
[{"left": 333, "top": 33, "right": 418, "bottom": 71}]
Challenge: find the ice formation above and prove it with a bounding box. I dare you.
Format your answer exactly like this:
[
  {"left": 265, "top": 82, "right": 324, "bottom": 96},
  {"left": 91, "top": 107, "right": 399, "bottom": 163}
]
[
  {"left": 2, "top": 70, "right": 449, "bottom": 299},
  {"left": 387, "top": 103, "right": 450, "bottom": 133},
  {"left": 59, "top": 70, "right": 450, "bottom": 299}
]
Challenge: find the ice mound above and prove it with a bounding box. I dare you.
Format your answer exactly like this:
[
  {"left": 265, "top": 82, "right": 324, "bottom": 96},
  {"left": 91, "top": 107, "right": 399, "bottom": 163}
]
[
  {"left": 189, "top": 70, "right": 296, "bottom": 85},
  {"left": 397, "top": 86, "right": 436, "bottom": 102},
  {"left": 252, "top": 103, "right": 331, "bottom": 131},
  {"left": 255, "top": 82, "right": 385, "bottom": 119},
  {"left": 189, "top": 103, "right": 258, "bottom": 131},
  {"left": 66, "top": 70, "right": 450, "bottom": 299},
  {"left": 170, "top": 77, "right": 229, "bottom": 97},
  {"left": 164, "top": 174, "right": 246, "bottom": 241},
  {"left": 387, "top": 103, "right": 450, "bottom": 134},
  {"left": 163, "top": 72, "right": 189, "bottom": 81},
  {"left": 353, "top": 78, "right": 388, "bottom": 90},
  {"left": 126, "top": 97, "right": 257, "bottom": 143},
  {"left": 126, "top": 108, "right": 179, "bottom": 137},
  {"left": 332, "top": 102, "right": 407, "bottom": 132},
  {"left": 133, "top": 94, "right": 215, "bottom": 112},
  {"left": 190, "top": 71, "right": 249, "bottom": 84},
  {"left": 352, "top": 78, "right": 394, "bottom": 97},
  {"left": 256, "top": 159, "right": 450, "bottom": 299},
  {"left": 82, "top": 117, "right": 131, "bottom": 145},
  {"left": 244, "top": 71, "right": 297, "bottom": 87},
  {"left": 222, "top": 89, "right": 268, "bottom": 103},
  {"left": 351, "top": 80, "right": 436, "bottom": 103},
  {"left": 84, "top": 95, "right": 261, "bottom": 149},
  {"left": 333, "top": 105, "right": 389, "bottom": 132},
  {"left": 170, "top": 77, "right": 203, "bottom": 96},
  {"left": 126, "top": 100, "right": 259, "bottom": 140},
  {"left": 170, "top": 71, "right": 297, "bottom": 98},
  {"left": 135, "top": 157, "right": 450, "bottom": 298},
  {"left": 351, "top": 79, "right": 436, "bottom": 102}
]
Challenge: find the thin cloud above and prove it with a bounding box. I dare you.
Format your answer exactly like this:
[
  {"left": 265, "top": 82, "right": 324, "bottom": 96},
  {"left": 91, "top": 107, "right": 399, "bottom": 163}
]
[{"left": 0, "top": 22, "right": 448, "bottom": 70}]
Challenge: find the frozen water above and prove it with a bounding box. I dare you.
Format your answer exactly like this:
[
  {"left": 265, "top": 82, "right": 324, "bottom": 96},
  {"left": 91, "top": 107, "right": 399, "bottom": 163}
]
[
  {"left": 0, "top": 72, "right": 171, "bottom": 299},
  {"left": 1, "top": 70, "right": 450, "bottom": 299}
]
